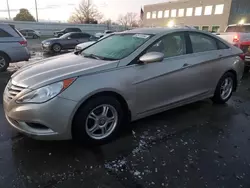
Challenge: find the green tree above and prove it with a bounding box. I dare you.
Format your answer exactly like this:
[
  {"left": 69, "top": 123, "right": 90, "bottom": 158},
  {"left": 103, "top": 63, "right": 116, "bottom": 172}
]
[{"left": 13, "top": 9, "right": 36, "bottom": 22}]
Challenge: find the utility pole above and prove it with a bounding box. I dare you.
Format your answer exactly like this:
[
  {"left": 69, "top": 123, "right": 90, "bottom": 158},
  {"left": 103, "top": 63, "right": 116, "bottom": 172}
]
[
  {"left": 6, "top": 0, "right": 11, "bottom": 20},
  {"left": 35, "top": 0, "right": 38, "bottom": 22}
]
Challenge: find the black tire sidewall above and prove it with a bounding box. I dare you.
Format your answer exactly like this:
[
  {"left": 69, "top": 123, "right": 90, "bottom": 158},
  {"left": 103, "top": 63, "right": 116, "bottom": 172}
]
[
  {"left": 212, "top": 72, "right": 235, "bottom": 104},
  {"left": 52, "top": 44, "right": 61, "bottom": 53},
  {"left": 72, "top": 96, "right": 124, "bottom": 145},
  {"left": 0, "top": 53, "right": 9, "bottom": 72}
]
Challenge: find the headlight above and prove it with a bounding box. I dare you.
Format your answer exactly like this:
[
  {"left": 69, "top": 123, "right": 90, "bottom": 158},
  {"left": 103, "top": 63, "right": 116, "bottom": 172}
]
[
  {"left": 16, "top": 78, "right": 76, "bottom": 104},
  {"left": 44, "top": 42, "right": 50, "bottom": 45}
]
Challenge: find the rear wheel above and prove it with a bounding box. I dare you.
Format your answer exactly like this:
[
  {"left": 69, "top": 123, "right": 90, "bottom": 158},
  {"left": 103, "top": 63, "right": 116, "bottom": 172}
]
[
  {"left": 212, "top": 72, "right": 235, "bottom": 104},
  {"left": 52, "top": 43, "right": 62, "bottom": 53},
  {"left": 0, "top": 53, "right": 10, "bottom": 72},
  {"left": 72, "top": 96, "right": 124, "bottom": 145},
  {"left": 33, "top": 34, "right": 38, "bottom": 39}
]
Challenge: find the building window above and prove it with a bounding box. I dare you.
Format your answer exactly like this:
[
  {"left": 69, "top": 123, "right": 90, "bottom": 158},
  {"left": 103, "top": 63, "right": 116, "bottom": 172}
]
[
  {"left": 186, "top": 8, "right": 193, "bottom": 16},
  {"left": 146, "top": 12, "right": 151, "bottom": 19},
  {"left": 164, "top": 10, "right": 169, "bottom": 18},
  {"left": 193, "top": 26, "right": 199, "bottom": 30},
  {"left": 202, "top": 26, "right": 209, "bottom": 31},
  {"left": 204, "top": 5, "right": 213, "bottom": 15},
  {"left": 171, "top": 9, "right": 177, "bottom": 17},
  {"left": 212, "top": 26, "right": 220, "bottom": 33},
  {"left": 178, "top": 9, "right": 184, "bottom": 17},
  {"left": 152, "top": 11, "right": 157, "bottom": 19},
  {"left": 195, "top": 7, "right": 202, "bottom": 16},
  {"left": 158, "top": 11, "right": 163, "bottom": 18},
  {"left": 215, "top": 4, "right": 224, "bottom": 15}
]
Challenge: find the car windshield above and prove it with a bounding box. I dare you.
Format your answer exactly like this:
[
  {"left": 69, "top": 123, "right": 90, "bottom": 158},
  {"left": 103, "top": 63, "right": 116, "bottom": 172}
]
[
  {"left": 226, "top": 25, "right": 250, "bottom": 32},
  {"left": 82, "top": 33, "right": 152, "bottom": 60},
  {"left": 59, "top": 33, "right": 71, "bottom": 39}
]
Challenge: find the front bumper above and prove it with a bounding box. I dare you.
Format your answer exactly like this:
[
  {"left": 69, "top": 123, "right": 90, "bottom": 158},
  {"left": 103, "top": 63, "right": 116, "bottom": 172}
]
[
  {"left": 41, "top": 44, "right": 52, "bottom": 52},
  {"left": 3, "top": 94, "right": 78, "bottom": 140}
]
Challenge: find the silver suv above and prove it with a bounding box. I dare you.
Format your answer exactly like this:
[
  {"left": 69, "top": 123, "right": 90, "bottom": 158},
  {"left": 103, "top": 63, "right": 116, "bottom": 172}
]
[{"left": 0, "top": 23, "right": 30, "bottom": 72}]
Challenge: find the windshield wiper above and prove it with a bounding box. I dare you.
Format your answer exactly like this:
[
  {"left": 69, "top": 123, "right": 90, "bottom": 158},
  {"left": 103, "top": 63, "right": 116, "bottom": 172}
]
[
  {"left": 84, "top": 53, "right": 103, "bottom": 60},
  {"left": 83, "top": 53, "right": 118, "bottom": 61}
]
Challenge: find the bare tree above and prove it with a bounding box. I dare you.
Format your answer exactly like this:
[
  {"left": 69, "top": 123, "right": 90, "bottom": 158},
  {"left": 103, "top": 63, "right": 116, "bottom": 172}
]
[
  {"left": 68, "top": 0, "right": 102, "bottom": 24},
  {"left": 117, "top": 12, "right": 139, "bottom": 28}
]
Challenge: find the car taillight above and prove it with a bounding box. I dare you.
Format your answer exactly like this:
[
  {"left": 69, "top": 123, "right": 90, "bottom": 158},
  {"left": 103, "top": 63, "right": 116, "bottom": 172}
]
[
  {"left": 239, "top": 54, "right": 245, "bottom": 61},
  {"left": 233, "top": 35, "right": 239, "bottom": 43},
  {"left": 19, "top": 40, "right": 27, "bottom": 47}
]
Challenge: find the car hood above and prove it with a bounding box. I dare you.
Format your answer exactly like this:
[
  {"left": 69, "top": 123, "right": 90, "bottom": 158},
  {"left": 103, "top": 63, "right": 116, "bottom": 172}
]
[{"left": 11, "top": 53, "right": 119, "bottom": 89}]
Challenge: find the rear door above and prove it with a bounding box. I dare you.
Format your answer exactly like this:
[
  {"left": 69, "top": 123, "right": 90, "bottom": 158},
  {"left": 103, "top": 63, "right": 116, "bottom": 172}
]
[{"left": 187, "top": 31, "right": 231, "bottom": 95}]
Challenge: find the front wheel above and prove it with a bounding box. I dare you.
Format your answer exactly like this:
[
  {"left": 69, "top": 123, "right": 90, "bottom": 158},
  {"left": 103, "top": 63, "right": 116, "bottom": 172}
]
[
  {"left": 52, "top": 44, "right": 62, "bottom": 53},
  {"left": 72, "top": 96, "right": 124, "bottom": 145},
  {"left": 212, "top": 72, "right": 235, "bottom": 104}
]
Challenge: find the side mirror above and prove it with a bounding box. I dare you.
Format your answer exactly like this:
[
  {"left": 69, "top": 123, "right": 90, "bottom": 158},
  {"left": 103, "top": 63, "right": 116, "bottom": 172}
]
[
  {"left": 67, "top": 37, "right": 71, "bottom": 40},
  {"left": 139, "top": 52, "right": 164, "bottom": 64}
]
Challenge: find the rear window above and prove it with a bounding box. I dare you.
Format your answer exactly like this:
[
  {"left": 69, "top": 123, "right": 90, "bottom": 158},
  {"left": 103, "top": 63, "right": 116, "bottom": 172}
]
[
  {"left": 0, "top": 29, "right": 12, "bottom": 37},
  {"left": 226, "top": 25, "right": 250, "bottom": 33}
]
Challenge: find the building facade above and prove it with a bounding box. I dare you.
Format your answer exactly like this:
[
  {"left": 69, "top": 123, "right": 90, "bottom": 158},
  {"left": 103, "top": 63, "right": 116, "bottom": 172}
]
[{"left": 143, "top": 0, "right": 250, "bottom": 32}]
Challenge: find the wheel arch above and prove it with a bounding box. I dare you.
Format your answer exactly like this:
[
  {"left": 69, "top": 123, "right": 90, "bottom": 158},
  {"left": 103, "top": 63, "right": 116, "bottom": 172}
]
[
  {"left": 71, "top": 90, "right": 131, "bottom": 132},
  {"left": 0, "top": 51, "right": 11, "bottom": 62}
]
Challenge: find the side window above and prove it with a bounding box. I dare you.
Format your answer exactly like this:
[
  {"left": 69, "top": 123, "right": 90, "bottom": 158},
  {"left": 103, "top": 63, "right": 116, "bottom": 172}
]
[
  {"left": 82, "top": 33, "right": 90, "bottom": 38},
  {"left": 70, "top": 33, "right": 79, "bottom": 39},
  {"left": 189, "top": 32, "right": 218, "bottom": 53},
  {"left": 147, "top": 33, "right": 186, "bottom": 58},
  {"left": 217, "top": 40, "right": 229, "bottom": 49},
  {"left": 0, "top": 29, "right": 12, "bottom": 37}
]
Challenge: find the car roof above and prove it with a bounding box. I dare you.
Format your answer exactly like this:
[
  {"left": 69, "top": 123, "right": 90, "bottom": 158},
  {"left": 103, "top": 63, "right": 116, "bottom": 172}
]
[
  {"left": 121, "top": 26, "right": 198, "bottom": 35},
  {"left": 66, "top": 32, "right": 85, "bottom": 34}
]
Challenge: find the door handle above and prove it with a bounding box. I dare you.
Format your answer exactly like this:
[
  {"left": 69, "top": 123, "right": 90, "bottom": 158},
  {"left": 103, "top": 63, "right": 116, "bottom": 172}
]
[{"left": 218, "top": 54, "right": 223, "bottom": 58}]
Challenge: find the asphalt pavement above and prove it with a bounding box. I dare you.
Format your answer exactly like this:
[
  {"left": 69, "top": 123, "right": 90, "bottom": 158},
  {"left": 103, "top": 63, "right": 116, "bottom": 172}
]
[{"left": 1, "top": 46, "right": 250, "bottom": 187}]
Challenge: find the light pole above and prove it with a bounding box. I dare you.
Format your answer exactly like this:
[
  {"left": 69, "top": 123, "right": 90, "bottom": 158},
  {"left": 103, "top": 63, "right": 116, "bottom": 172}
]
[
  {"left": 6, "top": 0, "right": 11, "bottom": 20},
  {"left": 35, "top": 0, "right": 38, "bottom": 22}
]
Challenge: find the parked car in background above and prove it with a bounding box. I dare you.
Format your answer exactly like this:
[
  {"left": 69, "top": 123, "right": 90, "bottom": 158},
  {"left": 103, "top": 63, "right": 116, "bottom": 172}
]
[
  {"left": 75, "top": 33, "right": 114, "bottom": 52},
  {"left": 19, "top": 29, "right": 41, "bottom": 39},
  {"left": 4, "top": 27, "right": 244, "bottom": 144},
  {"left": 54, "top": 28, "right": 81, "bottom": 37},
  {"left": 225, "top": 23, "right": 250, "bottom": 33},
  {"left": 95, "top": 30, "right": 115, "bottom": 38},
  {"left": 0, "top": 23, "right": 30, "bottom": 72},
  {"left": 218, "top": 24, "right": 250, "bottom": 72},
  {"left": 41, "top": 32, "right": 92, "bottom": 53}
]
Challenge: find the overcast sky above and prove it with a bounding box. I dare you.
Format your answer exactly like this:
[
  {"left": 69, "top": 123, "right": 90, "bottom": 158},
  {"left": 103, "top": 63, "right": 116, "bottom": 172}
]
[{"left": 0, "top": 0, "right": 169, "bottom": 21}]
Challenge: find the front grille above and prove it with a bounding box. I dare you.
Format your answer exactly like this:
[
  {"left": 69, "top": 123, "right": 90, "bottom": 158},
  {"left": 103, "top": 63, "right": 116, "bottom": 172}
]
[
  {"left": 5, "top": 80, "right": 26, "bottom": 100},
  {"left": 241, "top": 45, "right": 250, "bottom": 53}
]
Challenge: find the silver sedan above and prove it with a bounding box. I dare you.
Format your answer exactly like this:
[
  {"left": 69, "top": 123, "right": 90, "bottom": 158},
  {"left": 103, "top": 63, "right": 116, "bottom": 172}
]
[{"left": 3, "top": 27, "right": 244, "bottom": 144}]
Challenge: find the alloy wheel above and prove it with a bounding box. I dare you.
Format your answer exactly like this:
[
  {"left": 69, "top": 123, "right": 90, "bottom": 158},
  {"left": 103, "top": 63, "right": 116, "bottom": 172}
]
[
  {"left": 85, "top": 104, "right": 118, "bottom": 140},
  {"left": 220, "top": 77, "right": 233, "bottom": 100}
]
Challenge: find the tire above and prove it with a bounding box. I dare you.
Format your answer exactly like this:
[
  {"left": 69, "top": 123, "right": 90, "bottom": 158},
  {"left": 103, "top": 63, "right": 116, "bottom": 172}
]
[
  {"left": 0, "top": 53, "right": 10, "bottom": 72},
  {"left": 72, "top": 96, "right": 124, "bottom": 145},
  {"left": 212, "top": 72, "right": 235, "bottom": 104},
  {"left": 52, "top": 43, "right": 62, "bottom": 53},
  {"left": 244, "top": 66, "right": 250, "bottom": 73},
  {"left": 33, "top": 34, "right": 38, "bottom": 39}
]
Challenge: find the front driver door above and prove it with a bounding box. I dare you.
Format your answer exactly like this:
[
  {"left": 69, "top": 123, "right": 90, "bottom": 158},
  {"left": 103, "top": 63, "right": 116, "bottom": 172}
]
[{"left": 134, "top": 32, "right": 203, "bottom": 115}]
